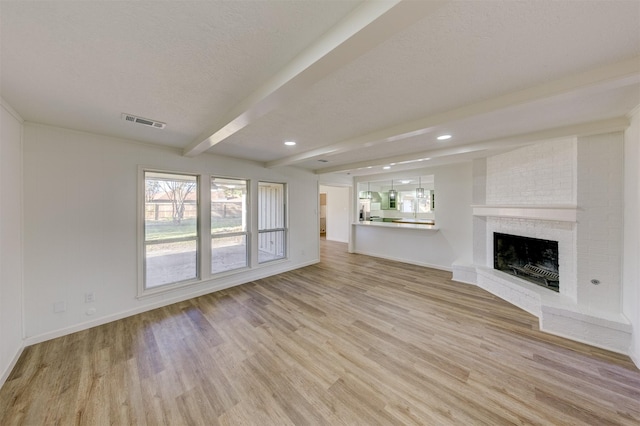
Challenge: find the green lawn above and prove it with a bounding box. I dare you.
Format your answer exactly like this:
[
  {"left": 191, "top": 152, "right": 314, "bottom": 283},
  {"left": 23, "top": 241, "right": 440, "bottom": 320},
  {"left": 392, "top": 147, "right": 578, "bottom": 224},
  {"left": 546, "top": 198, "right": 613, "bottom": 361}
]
[{"left": 146, "top": 218, "right": 243, "bottom": 241}]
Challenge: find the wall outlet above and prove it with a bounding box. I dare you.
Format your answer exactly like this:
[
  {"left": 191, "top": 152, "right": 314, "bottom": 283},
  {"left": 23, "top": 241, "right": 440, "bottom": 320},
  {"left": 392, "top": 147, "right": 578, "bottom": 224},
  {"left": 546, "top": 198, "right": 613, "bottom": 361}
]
[
  {"left": 53, "top": 301, "right": 66, "bottom": 313},
  {"left": 84, "top": 292, "right": 95, "bottom": 303}
]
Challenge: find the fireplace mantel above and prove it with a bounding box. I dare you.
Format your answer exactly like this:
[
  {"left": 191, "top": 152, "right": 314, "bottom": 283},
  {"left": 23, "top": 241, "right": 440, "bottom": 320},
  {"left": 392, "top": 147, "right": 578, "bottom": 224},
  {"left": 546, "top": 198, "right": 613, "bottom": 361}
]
[{"left": 472, "top": 204, "right": 578, "bottom": 222}]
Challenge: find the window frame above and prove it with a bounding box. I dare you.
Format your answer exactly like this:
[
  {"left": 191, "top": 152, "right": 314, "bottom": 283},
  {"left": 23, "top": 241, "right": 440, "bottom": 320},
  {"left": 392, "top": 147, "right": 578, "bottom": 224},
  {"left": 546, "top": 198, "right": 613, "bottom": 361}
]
[
  {"left": 210, "top": 176, "right": 250, "bottom": 275},
  {"left": 139, "top": 168, "right": 201, "bottom": 297},
  {"left": 398, "top": 189, "right": 432, "bottom": 214},
  {"left": 138, "top": 169, "right": 291, "bottom": 298},
  {"left": 257, "top": 181, "right": 288, "bottom": 264}
]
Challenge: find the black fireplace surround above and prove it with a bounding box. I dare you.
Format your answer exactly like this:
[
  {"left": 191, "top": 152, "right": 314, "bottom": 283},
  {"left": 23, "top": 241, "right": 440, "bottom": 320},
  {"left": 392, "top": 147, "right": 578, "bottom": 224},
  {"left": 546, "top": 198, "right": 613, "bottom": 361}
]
[{"left": 493, "top": 232, "right": 560, "bottom": 292}]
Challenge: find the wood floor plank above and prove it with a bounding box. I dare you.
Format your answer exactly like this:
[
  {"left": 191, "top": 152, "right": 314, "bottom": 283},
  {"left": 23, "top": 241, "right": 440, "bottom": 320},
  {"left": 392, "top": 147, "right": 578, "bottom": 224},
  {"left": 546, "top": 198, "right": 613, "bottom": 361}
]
[{"left": 2, "top": 239, "right": 639, "bottom": 425}]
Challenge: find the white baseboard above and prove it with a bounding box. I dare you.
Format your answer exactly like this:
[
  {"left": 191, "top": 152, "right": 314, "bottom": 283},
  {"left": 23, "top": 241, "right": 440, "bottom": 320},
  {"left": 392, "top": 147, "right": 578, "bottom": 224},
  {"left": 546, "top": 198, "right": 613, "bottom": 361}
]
[
  {"left": 24, "top": 259, "right": 319, "bottom": 346},
  {"left": 451, "top": 262, "right": 477, "bottom": 285},
  {"left": 325, "top": 237, "right": 348, "bottom": 243},
  {"left": 1, "top": 343, "right": 25, "bottom": 388},
  {"left": 352, "top": 249, "right": 452, "bottom": 272},
  {"left": 629, "top": 347, "right": 640, "bottom": 370}
]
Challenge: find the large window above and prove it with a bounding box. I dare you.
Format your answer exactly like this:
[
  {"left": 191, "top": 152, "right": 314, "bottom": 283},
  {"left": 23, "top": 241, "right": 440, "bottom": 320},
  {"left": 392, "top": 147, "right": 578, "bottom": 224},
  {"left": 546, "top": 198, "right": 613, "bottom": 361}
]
[
  {"left": 211, "top": 177, "right": 248, "bottom": 274},
  {"left": 140, "top": 172, "right": 290, "bottom": 294},
  {"left": 258, "top": 181, "right": 286, "bottom": 263},
  {"left": 144, "top": 171, "right": 199, "bottom": 289}
]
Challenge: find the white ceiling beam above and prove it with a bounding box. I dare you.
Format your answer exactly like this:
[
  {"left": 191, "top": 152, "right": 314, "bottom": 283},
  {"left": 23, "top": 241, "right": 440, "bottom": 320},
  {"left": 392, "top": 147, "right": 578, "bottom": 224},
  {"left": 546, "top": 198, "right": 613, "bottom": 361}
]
[
  {"left": 183, "top": 0, "right": 447, "bottom": 157},
  {"left": 267, "top": 56, "right": 640, "bottom": 168},
  {"left": 313, "top": 116, "right": 631, "bottom": 174}
]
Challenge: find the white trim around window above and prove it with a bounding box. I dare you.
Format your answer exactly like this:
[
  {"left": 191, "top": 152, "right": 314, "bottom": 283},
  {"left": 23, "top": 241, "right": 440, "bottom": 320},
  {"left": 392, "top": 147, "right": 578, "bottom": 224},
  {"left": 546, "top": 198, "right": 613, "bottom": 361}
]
[
  {"left": 257, "top": 181, "right": 288, "bottom": 264},
  {"left": 138, "top": 168, "right": 201, "bottom": 297},
  {"left": 137, "top": 168, "right": 283, "bottom": 298}
]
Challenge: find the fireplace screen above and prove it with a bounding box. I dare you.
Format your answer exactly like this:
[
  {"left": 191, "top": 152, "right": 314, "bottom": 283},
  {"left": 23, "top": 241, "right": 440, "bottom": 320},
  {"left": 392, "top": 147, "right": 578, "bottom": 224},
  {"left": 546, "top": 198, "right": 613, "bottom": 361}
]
[{"left": 493, "top": 232, "right": 559, "bottom": 292}]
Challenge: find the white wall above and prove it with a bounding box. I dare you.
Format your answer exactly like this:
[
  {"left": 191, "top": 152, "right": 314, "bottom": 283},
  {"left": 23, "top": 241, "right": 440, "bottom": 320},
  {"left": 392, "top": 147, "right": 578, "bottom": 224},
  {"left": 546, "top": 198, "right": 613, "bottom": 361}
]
[
  {"left": 576, "top": 133, "right": 624, "bottom": 313},
  {"left": 22, "top": 123, "right": 320, "bottom": 342},
  {"left": 319, "top": 185, "right": 350, "bottom": 243},
  {"left": 353, "top": 162, "right": 473, "bottom": 270},
  {"left": 486, "top": 137, "right": 577, "bottom": 205},
  {"left": 0, "top": 100, "right": 24, "bottom": 385},
  {"left": 434, "top": 162, "right": 474, "bottom": 265},
  {"left": 624, "top": 106, "right": 640, "bottom": 367}
]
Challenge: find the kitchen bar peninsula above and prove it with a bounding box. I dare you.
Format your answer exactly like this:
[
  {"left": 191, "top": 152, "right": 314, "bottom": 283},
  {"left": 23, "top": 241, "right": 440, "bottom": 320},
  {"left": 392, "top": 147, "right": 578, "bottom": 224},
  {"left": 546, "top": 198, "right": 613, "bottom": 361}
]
[{"left": 350, "top": 219, "right": 460, "bottom": 272}]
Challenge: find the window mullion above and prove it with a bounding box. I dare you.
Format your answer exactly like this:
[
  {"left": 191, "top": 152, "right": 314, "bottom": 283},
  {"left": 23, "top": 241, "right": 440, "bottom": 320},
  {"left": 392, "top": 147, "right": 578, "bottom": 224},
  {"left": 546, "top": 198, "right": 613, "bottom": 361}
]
[{"left": 200, "top": 175, "right": 211, "bottom": 281}]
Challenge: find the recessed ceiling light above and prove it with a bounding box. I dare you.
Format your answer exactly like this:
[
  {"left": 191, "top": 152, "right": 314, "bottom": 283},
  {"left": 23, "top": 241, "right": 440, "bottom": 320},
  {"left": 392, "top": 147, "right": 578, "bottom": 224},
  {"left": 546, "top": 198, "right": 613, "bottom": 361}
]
[
  {"left": 383, "top": 166, "right": 391, "bottom": 170},
  {"left": 437, "top": 134, "right": 452, "bottom": 141},
  {"left": 284, "top": 141, "right": 296, "bottom": 146}
]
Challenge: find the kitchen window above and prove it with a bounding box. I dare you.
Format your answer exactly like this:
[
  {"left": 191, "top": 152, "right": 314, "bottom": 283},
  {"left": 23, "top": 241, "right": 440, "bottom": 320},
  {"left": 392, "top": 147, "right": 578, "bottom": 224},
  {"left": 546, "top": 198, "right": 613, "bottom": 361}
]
[{"left": 399, "top": 190, "right": 432, "bottom": 214}]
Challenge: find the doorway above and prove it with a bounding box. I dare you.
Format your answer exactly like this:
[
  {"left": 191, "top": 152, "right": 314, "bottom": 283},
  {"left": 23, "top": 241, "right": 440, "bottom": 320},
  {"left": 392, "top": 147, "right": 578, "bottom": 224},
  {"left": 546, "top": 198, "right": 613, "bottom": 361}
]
[
  {"left": 318, "top": 185, "right": 350, "bottom": 243},
  {"left": 320, "top": 192, "right": 326, "bottom": 236}
]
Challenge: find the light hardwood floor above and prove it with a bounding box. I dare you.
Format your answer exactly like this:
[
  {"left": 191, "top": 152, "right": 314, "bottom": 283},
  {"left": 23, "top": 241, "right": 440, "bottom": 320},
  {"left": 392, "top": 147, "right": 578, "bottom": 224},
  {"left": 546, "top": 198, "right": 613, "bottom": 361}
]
[{"left": 2, "top": 240, "right": 639, "bottom": 425}]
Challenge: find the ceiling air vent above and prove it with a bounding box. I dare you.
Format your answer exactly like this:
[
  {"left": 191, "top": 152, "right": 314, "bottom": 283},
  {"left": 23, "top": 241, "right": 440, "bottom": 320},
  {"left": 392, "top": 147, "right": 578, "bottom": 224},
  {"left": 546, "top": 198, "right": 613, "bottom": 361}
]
[{"left": 121, "top": 113, "right": 166, "bottom": 129}]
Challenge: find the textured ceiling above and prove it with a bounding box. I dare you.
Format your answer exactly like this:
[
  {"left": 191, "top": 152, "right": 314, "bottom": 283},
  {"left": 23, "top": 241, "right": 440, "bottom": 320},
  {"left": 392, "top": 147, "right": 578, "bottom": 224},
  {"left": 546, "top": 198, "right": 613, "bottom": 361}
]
[
  {"left": 1, "top": 0, "right": 639, "bottom": 178},
  {"left": 1, "top": 0, "right": 362, "bottom": 145}
]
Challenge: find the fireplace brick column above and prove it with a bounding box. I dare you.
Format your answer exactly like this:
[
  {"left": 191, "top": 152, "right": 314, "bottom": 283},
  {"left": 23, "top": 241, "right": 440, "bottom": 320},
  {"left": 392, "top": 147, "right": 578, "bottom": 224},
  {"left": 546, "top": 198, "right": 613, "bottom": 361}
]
[
  {"left": 460, "top": 133, "right": 631, "bottom": 354},
  {"left": 576, "top": 132, "right": 624, "bottom": 313}
]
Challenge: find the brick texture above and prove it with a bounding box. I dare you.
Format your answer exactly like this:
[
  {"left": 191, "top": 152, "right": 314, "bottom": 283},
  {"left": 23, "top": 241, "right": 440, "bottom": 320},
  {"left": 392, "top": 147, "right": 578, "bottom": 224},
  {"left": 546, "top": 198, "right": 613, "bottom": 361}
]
[{"left": 483, "top": 133, "right": 624, "bottom": 314}]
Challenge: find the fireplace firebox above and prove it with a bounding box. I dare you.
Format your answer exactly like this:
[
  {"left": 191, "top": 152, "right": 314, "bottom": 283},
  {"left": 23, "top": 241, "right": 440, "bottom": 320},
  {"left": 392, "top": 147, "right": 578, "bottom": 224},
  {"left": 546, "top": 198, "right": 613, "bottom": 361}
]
[{"left": 493, "top": 232, "right": 559, "bottom": 292}]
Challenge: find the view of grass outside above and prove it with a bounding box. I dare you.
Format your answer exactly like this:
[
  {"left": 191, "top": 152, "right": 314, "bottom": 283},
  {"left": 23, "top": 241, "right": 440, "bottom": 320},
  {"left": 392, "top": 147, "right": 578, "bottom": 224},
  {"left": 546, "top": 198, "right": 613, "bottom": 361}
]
[
  {"left": 144, "top": 213, "right": 242, "bottom": 241},
  {"left": 211, "top": 177, "right": 248, "bottom": 274},
  {"left": 143, "top": 174, "right": 284, "bottom": 287},
  {"left": 144, "top": 171, "right": 199, "bottom": 288},
  {"left": 145, "top": 218, "right": 197, "bottom": 241}
]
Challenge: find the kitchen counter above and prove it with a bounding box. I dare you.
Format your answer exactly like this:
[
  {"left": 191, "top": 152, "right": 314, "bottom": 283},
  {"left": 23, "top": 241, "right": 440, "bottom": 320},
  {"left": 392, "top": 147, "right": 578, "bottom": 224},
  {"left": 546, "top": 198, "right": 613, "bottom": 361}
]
[
  {"left": 390, "top": 218, "right": 435, "bottom": 225},
  {"left": 354, "top": 220, "right": 438, "bottom": 231}
]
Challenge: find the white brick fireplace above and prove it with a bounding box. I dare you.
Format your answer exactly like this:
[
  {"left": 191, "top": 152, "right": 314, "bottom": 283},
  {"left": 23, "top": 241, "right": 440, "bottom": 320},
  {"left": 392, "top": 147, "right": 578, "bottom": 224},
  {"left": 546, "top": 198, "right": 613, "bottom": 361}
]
[{"left": 454, "top": 133, "right": 632, "bottom": 354}]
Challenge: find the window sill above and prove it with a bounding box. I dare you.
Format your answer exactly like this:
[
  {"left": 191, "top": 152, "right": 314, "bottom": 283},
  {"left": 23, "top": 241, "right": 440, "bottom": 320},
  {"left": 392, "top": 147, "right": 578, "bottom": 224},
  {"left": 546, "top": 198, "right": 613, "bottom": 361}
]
[
  {"left": 137, "top": 277, "right": 203, "bottom": 299},
  {"left": 137, "top": 260, "right": 289, "bottom": 299}
]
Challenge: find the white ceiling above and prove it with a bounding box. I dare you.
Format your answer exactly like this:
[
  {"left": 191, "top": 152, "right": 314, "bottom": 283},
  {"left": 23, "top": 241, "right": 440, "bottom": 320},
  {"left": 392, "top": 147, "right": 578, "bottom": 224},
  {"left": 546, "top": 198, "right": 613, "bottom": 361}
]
[{"left": 2, "top": 0, "right": 639, "bottom": 178}]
